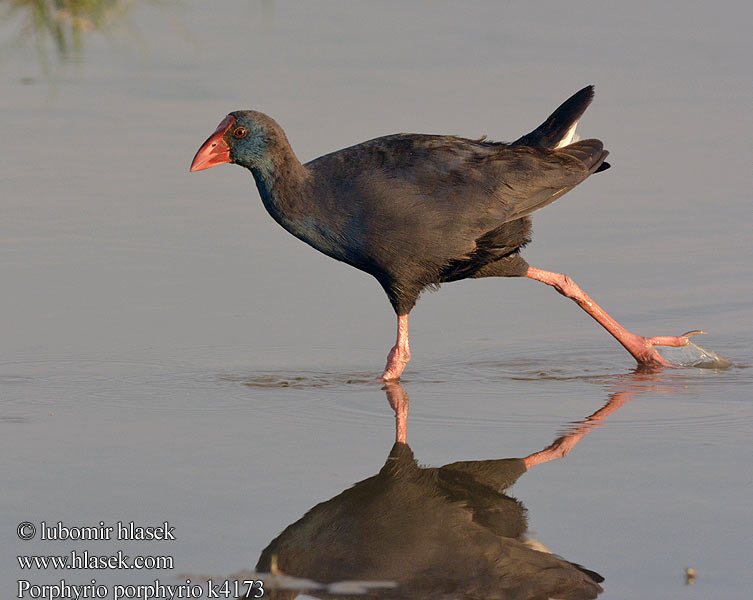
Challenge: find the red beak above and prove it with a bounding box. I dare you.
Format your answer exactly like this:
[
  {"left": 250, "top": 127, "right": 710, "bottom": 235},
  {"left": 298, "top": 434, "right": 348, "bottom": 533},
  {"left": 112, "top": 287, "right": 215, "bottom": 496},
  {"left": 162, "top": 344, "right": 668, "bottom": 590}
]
[{"left": 190, "top": 115, "right": 235, "bottom": 172}]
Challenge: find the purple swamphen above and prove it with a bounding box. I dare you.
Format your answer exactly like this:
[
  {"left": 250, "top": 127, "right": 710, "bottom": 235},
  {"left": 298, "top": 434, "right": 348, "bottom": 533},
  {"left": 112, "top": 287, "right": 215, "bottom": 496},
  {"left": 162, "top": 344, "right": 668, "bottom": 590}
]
[{"left": 191, "top": 86, "right": 702, "bottom": 380}]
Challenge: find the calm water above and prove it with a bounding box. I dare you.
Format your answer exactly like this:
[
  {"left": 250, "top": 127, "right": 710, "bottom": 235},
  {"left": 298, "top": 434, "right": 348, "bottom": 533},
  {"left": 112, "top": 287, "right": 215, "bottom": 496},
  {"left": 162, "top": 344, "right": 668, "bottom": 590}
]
[{"left": 2, "top": 1, "right": 752, "bottom": 598}]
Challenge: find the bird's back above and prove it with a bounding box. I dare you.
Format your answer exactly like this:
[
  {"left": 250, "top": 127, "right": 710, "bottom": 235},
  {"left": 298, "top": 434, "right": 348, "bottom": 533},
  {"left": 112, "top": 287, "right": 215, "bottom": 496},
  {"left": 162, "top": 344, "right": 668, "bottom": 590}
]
[{"left": 300, "top": 133, "right": 607, "bottom": 311}]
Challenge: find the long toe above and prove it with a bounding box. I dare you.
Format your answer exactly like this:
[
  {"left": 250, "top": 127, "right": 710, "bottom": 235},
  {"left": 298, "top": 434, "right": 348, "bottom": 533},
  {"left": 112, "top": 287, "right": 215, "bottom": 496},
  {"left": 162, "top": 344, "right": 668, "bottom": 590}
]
[
  {"left": 635, "top": 331, "right": 708, "bottom": 367},
  {"left": 647, "top": 330, "right": 707, "bottom": 347}
]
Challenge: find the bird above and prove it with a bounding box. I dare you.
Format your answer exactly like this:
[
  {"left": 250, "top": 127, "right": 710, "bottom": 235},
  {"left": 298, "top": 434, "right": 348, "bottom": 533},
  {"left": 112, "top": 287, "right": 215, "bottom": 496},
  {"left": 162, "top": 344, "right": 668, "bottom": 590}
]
[{"left": 191, "top": 86, "right": 703, "bottom": 380}]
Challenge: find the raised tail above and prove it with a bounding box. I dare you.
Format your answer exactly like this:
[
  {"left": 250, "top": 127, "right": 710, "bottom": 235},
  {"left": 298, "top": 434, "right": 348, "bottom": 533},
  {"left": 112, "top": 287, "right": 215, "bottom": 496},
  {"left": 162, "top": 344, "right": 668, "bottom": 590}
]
[
  {"left": 512, "top": 85, "right": 599, "bottom": 150},
  {"left": 501, "top": 138, "right": 610, "bottom": 223}
]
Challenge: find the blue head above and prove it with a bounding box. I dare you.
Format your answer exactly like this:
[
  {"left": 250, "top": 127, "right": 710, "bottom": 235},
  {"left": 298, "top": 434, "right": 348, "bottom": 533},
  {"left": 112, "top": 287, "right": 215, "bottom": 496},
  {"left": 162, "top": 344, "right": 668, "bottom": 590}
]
[{"left": 190, "top": 110, "right": 285, "bottom": 173}]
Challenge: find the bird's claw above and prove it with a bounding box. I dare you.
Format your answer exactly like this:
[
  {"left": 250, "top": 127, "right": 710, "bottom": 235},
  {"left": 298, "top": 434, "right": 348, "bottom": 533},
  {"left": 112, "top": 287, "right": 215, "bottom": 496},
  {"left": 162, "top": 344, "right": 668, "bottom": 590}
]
[
  {"left": 634, "top": 330, "right": 709, "bottom": 368},
  {"left": 681, "top": 330, "right": 707, "bottom": 338}
]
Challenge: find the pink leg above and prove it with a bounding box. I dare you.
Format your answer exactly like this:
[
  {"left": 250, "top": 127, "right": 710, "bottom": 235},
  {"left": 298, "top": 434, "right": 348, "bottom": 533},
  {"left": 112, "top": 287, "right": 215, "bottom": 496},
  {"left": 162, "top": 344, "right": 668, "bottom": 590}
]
[
  {"left": 380, "top": 314, "right": 411, "bottom": 381},
  {"left": 384, "top": 382, "right": 409, "bottom": 444},
  {"left": 526, "top": 267, "right": 705, "bottom": 367},
  {"left": 524, "top": 391, "right": 632, "bottom": 469}
]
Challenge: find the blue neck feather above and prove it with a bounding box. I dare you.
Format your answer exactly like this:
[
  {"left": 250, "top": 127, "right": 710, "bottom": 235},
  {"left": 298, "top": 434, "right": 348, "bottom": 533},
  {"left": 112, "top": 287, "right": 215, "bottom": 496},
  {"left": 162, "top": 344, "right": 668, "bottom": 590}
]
[{"left": 250, "top": 159, "right": 284, "bottom": 224}]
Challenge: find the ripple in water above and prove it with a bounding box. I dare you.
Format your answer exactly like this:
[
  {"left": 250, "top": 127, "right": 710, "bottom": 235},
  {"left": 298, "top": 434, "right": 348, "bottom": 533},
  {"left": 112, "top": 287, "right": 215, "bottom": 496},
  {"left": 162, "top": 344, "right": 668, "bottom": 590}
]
[{"left": 221, "top": 371, "right": 377, "bottom": 389}]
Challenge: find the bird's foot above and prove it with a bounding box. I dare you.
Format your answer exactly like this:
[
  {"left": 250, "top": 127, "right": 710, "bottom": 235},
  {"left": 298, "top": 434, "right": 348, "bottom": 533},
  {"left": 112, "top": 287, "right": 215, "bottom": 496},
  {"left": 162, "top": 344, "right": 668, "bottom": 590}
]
[
  {"left": 380, "top": 344, "right": 411, "bottom": 381},
  {"left": 627, "top": 330, "right": 707, "bottom": 367}
]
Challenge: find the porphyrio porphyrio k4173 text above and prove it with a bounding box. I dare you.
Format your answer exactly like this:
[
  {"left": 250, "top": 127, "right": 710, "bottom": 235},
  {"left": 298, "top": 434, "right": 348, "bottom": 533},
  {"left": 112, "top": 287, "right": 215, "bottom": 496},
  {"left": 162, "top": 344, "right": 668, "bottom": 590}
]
[{"left": 191, "top": 86, "right": 703, "bottom": 380}]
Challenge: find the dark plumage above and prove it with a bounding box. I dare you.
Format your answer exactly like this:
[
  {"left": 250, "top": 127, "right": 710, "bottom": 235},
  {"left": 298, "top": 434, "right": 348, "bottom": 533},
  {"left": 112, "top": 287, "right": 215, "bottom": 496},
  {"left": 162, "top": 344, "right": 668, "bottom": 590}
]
[
  {"left": 192, "top": 86, "right": 699, "bottom": 379},
  {"left": 305, "top": 133, "right": 607, "bottom": 315}
]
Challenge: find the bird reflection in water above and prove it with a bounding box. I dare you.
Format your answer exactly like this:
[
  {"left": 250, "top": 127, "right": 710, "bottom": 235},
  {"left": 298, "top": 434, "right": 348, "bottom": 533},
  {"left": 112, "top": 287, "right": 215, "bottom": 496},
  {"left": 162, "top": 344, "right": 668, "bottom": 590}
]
[{"left": 246, "top": 380, "right": 654, "bottom": 600}]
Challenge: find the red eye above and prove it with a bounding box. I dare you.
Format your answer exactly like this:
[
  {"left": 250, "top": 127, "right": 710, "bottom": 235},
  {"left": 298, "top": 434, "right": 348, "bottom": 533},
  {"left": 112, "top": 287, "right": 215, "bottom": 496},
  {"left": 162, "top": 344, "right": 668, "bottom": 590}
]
[{"left": 233, "top": 127, "right": 248, "bottom": 139}]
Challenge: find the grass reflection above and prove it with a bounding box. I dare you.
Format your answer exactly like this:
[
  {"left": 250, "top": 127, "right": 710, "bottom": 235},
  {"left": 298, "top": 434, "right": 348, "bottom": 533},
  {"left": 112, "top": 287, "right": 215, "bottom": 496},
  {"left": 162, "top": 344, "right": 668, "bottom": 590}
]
[{"left": 3, "top": 0, "right": 137, "bottom": 63}]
